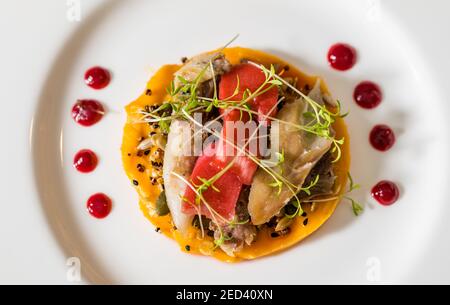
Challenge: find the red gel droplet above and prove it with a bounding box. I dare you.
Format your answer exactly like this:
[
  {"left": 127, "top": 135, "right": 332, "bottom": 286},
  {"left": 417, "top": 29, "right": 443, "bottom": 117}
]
[
  {"left": 87, "top": 193, "right": 112, "bottom": 219},
  {"left": 370, "top": 124, "right": 395, "bottom": 151},
  {"left": 327, "top": 43, "right": 357, "bottom": 71},
  {"left": 73, "top": 149, "right": 98, "bottom": 173},
  {"left": 354, "top": 81, "right": 382, "bottom": 109},
  {"left": 71, "top": 99, "right": 104, "bottom": 126},
  {"left": 84, "top": 66, "right": 111, "bottom": 89},
  {"left": 371, "top": 180, "right": 399, "bottom": 206}
]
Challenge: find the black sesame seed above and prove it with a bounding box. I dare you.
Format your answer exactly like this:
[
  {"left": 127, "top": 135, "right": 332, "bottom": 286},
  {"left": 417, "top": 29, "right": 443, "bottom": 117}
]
[
  {"left": 137, "top": 151, "right": 143, "bottom": 157},
  {"left": 127, "top": 153, "right": 131, "bottom": 156},
  {"left": 151, "top": 161, "right": 163, "bottom": 168},
  {"left": 185, "top": 245, "right": 191, "bottom": 251},
  {"left": 145, "top": 89, "right": 152, "bottom": 96},
  {"left": 303, "top": 218, "right": 309, "bottom": 226},
  {"left": 144, "top": 150, "right": 150, "bottom": 156},
  {"left": 137, "top": 164, "right": 145, "bottom": 172},
  {"left": 301, "top": 212, "right": 307, "bottom": 217},
  {"left": 173, "top": 226, "right": 177, "bottom": 230},
  {"left": 270, "top": 232, "right": 279, "bottom": 238},
  {"left": 284, "top": 65, "right": 290, "bottom": 71},
  {"left": 132, "top": 179, "right": 139, "bottom": 186},
  {"left": 181, "top": 57, "right": 188, "bottom": 64},
  {"left": 155, "top": 227, "right": 161, "bottom": 233},
  {"left": 150, "top": 131, "right": 156, "bottom": 136}
]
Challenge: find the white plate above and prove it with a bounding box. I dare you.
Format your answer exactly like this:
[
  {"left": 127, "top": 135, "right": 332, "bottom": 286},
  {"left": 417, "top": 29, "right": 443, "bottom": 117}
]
[{"left": 2, "top": 0, "right": 450, "bottom": 284}]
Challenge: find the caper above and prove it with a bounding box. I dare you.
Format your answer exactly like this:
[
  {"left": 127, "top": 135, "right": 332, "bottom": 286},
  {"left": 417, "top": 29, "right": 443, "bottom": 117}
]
[{"left": 155, "top": 191, "right": 169, "bottom": 216}]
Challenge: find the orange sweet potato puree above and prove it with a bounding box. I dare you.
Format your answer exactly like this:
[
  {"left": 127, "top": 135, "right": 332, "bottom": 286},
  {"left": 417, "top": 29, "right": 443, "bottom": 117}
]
[{"left": 121, "top": 47, "right": 350, "bottom": 262}]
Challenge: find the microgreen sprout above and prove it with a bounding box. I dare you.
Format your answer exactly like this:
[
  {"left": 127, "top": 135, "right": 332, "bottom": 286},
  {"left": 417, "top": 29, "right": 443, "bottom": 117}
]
[
  {"left": 300, "top": 172, "right": 364, "bottom": 216},
  {"left": 248, "top": 62, "right": 345, "bottom": 163},
  {"left": 343, "top": 172, "right": 364, "bottom": 216}
]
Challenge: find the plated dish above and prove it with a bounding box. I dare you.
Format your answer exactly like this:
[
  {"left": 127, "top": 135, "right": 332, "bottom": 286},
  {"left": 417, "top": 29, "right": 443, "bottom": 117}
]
[
  {"left": 121, "top": 45, "right": 354, "bottom": 262},
  {"left": 17, "top": 0, "right": 450, "bottom": 284}
]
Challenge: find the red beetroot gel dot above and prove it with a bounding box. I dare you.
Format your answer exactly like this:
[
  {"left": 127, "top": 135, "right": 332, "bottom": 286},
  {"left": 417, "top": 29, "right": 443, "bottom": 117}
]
[
  {"left": 87, "top": 193, "right": 112, "bottom": 219},
  {"left": 327, "top": 43, "right": 357, "bottom": 71},
  {"left": 371, "top": 180, "right": 400, "bottom": 206},
  {"left": 370, "top": 124, "right": 395, "bottom": 151},
  {"left": 73, "top": 149, "right": 98, "bottom": 173},
  {"left": 84, "top": 66, "right": 111, "bottom": 89},
  {"left": 71, "top": 99, "right": 104, "bottom": 126},
  {"left": 354, "top": 81, "right": 383, "bottom": 109}
]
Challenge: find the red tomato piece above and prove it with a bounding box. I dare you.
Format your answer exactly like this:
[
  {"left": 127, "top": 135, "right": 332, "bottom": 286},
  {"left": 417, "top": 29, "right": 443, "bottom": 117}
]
[
  {"left": 214, "top": 126, "right": 258, "bottom": 185},
  {"left": 182, "top": 144, "right": 243, "bottom": 220},
  {"left": 218, "top": 63, "right": 279, "bottom": 123}
]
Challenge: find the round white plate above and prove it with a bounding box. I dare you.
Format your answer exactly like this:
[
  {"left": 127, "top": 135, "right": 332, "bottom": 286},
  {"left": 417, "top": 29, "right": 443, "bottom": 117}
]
[{"left": 2, "top": 0, "right": 450, "bottom": 284}]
